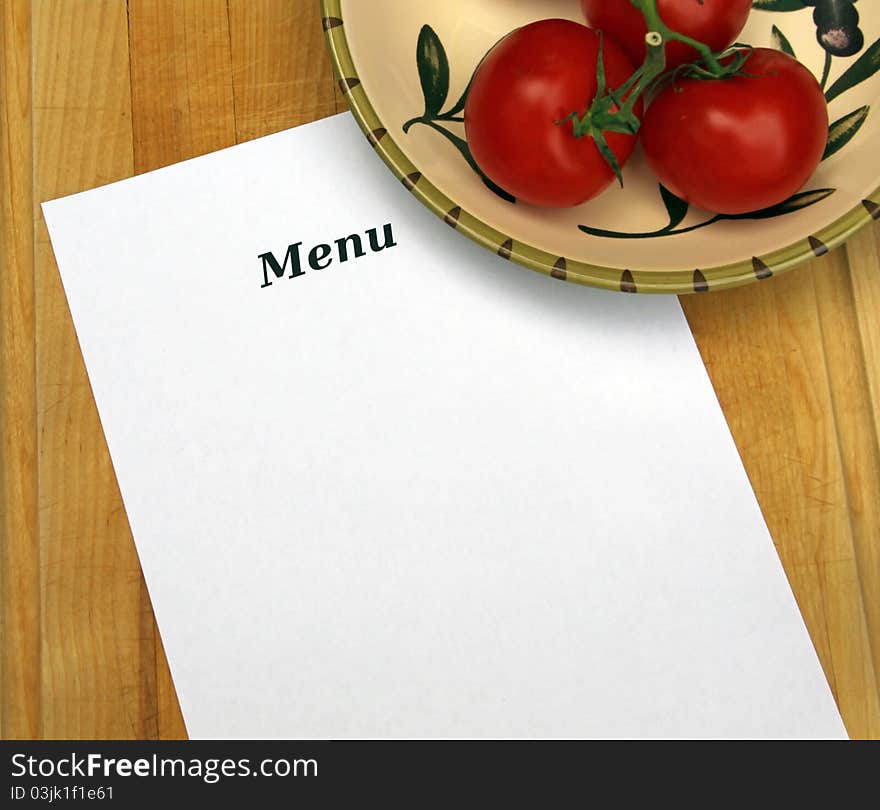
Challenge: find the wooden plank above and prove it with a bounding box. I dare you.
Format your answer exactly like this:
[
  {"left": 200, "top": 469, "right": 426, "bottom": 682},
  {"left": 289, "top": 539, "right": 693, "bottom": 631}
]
[
  {"left": 31, "top": 0, "right": 149, "bottom": 739},
  {"left": 227, "top": 0, "right": 339, "bottom": 141},
  {"left": 682, "top": 253, "right": 880, "bottom": 738},
  {"left": 129, "top": 0, "right": 236, "bottom": 170},
  {"left": 808, "top": 249, "right": 880, "bottom": 740},
  {"left": 0, "top": 0, "right": 39, "bottom": 740},
  {"left": 835, "top": 222, "right": 880, "bottom": 708},
  {"left": 773, "top": 262, "right": 877, "bottom": 739},
  {"left": 1, "top": 0, "right": 874, "bottom": 740}
]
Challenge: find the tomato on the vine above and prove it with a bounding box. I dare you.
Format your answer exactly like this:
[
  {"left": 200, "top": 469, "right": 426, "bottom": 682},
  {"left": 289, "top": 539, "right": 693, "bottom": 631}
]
[
  {"left": 641, "top": 48, "right": 829, "bottom": 215},
  {"left": 581, "top": 0, "right": 753, "bottom": 70},
  {"left": 464, "top": 19, "right": 641, "bottom": 208}
]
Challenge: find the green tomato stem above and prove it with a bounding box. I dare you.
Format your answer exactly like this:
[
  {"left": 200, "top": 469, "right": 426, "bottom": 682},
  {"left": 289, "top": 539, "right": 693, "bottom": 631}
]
[
  {"left": 630, "top": 0, "right": 726, "bottom": 76},
  {"left": 568, "top": 0, "right": 730, "bottom": 137},
  {"left": 561, "top": 0, "right": 739, "bottom": 183},
  {"left": 618, "top": 32, "right": 666, "bottom": 117}
]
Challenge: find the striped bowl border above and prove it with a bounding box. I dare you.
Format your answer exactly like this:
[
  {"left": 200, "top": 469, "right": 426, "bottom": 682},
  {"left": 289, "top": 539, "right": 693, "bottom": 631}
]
[{"left": 321, "top": 2, "right": 880, "bottom": 294}]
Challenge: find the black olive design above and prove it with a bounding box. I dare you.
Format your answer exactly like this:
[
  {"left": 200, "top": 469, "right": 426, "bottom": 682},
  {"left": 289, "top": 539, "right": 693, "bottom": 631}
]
[{"left": 803, "top": 0, "right": 865, "bottom": 57}]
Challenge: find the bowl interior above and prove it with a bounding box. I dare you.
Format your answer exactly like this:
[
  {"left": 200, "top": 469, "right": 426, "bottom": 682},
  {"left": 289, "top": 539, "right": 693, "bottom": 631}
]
[{"left": 334, "top": 0, "right": 880, "bottom": 291}]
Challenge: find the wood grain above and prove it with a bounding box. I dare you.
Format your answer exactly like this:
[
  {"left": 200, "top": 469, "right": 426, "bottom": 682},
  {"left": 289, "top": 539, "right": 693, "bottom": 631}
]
[
  {"left": 32, "top": 0, "right": 145, "bottom": 740},
  {"left": 1, "top": 0, "right": 878, "bottom": 739},
  {"left": 681, "top": 249, "right": 880, "bottom": 739},
  {"left": 0, "top": 0, "right": 38, "bottom": 740}
]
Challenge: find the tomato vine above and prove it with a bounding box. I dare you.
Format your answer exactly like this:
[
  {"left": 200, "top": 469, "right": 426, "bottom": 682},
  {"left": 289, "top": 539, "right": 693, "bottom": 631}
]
[{"left": 565, "top": 0, "right": 754, "bottom": 182}]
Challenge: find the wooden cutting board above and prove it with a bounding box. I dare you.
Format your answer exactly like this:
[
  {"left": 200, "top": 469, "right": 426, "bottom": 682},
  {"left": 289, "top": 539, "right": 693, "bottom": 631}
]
[{"left": 1, "top": 0, "right": 878, "bottom": 739}]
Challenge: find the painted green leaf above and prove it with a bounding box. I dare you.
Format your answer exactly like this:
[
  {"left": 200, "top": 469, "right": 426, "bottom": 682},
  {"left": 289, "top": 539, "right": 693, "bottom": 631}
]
[
  {"left": 825, "top": 37, "right": 880, "bottom": 103},
  {"left": 578, "top": 188, "right": 834, "bottom": 240},
  {"left": 444, "top": 73, "right": 474, "bottom": 118},
  {"left": 446, "top": 51, "right": 486, "bottom": 118},
  {"left": 752, "top": 0, "right": 807, "bottom": 11},
  {"left": 426, "top": 123, "right": 515, "bottom": 203},
  {"left": 444, "top": 33, "right": 508, "bottom": 117},
  {"left": 723, "top": 188, "right": 836, "bottom": 221},
  {"left": 660, "top": 185, "right": 689, "bottom": 230},
  {"left": 416, "top": 25, "right": 450, "bottom": 118},
  {"left": 771, "top": 25, "right": 797, "bottom": 58},
  {"left": 823, "top": 106, "right": 870, "bottom": 160}
]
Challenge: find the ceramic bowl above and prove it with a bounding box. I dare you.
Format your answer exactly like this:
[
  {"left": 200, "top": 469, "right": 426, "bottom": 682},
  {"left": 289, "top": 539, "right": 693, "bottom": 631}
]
[{"left": 322, "top": 0, "right": 880, "bottom": 293}]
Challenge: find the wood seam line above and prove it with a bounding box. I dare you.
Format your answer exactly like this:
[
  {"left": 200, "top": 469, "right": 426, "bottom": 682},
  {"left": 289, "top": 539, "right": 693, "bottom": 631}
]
[
  {"left": 224, "top": 0, "right": 239, "bottom": 144},
  {"left": 29, "top": 0, "right": 41, "bottom": 742},
  {"left": 816, "top": 564, "right": 843, "bottom": 711},
  {"left": 810, "top": 264, "right": 880, "bottom": 706},
  {"left": 125, "top": 0, "right": 164, "bottom": 740},
  {"left": 0, "top": 0, "right": 8, "bottom": 739},
  {"left": 840, "top": 248, "right": 880, "bottom": 697},
  {"left": 0, "top": 0, "right": 7, "bottom": 736},
  {"left": 768, "top": 275, "right": 842, "bottom": 703},
  {"left": 125, "top": 0, "right": 136, "bottom": 174},
  {"left": 0, "top": 0, "right": 41, "bottom": 739}
]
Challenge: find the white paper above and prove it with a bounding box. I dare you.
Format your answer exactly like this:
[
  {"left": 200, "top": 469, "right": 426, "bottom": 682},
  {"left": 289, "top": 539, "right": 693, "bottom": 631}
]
[{"left": 43, "top": 113, "right": 845, "bottom": 739}]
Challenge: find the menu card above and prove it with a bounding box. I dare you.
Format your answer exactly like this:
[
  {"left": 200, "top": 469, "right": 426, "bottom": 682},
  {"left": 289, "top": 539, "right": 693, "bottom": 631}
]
[{"left": 42, "top": 113, "right": 845, "bottom": 739}]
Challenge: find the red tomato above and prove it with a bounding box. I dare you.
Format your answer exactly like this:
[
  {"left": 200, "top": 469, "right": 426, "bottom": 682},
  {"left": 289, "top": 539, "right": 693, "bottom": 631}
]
[
  {"left": 581, "top": 0, "right": 753, "bottom": 69},
  {"left": 641, "top": 48, "right": 829, "bottom": 215},
  {"left": 464, "top": 19, "right": 641, "bottom": 208}
]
